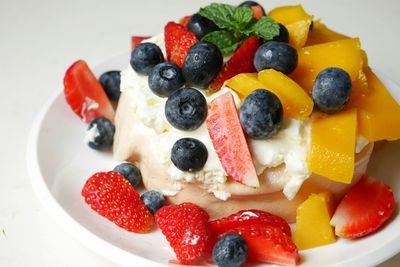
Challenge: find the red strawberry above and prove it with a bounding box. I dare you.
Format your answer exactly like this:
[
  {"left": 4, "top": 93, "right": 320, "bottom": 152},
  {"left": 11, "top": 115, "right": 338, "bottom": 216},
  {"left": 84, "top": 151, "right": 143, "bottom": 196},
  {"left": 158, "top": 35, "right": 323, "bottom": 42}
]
[
  {"left": 164, "top": 22, "right": 198, "bottom": 68},
  {"left": 210, "top": 209, "right": 291, "bottom": 237},
  {"left": 81, "top": 171, "right": 154, "bottom": 233},
  {"left": 330, "top": 175, "right": 395, "bottom": 239},
  {"left": 64, "top": 60, "right": 114, "bottom": 123},
  {"left": 155, "top": 202, "right": 213, "bottom": 265},
  {"left": 209, "top": 36, "right": 259, "bottom": 91},
  {"left": 131, "top": 35, "right": 150, "bottom": 50},
  {"left": 206, "top": 92, "right": 259, "bottom": 187},
  {"left": 230, "top": 224, "right": 300, "bottom": 266},
  {"left": 179, "top": 15, "right": 193, "bottom": 27}
]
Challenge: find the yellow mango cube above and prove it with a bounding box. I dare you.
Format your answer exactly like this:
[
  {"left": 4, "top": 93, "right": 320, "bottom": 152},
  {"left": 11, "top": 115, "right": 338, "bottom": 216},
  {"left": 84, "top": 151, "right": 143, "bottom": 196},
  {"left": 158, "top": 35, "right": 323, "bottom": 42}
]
[
  {"left": 294, "top": 192, "right": 336, "bottom": 250},
  {"left": 306, "top": 21, "right": 349, "bottom": 46},
  {"left": 308, "top": 109, "right": 357, "bottom": 184}
]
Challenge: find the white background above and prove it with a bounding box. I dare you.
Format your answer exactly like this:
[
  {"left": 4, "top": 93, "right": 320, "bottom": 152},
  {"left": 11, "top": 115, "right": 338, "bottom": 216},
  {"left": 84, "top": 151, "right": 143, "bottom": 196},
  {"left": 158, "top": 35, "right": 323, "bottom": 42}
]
[{"left": 1, "top": 0, "right": 400, "bottom": 266}]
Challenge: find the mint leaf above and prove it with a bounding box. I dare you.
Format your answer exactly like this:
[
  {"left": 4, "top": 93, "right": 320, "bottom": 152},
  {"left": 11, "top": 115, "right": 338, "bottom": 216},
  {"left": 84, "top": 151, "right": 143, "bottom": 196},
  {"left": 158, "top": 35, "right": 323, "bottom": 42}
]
[
  {"left": 233, "top": 6, "right": 253, "bottom": 30},
  {"left": 202, "top": 30, "right": 239, "bottom": 55},
  {"left": 199, "top": 3, "right": 238, "bottom": 31},
  {"left": 242, "top": 16, "right": 280, "bottom": 40}
]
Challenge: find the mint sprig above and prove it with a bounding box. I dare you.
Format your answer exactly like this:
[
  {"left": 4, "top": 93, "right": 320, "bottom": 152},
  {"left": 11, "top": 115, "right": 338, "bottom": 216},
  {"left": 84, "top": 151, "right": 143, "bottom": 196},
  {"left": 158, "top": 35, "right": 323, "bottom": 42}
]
[{"left": 199, "top": 3, "right": 280, "bottom": 55}]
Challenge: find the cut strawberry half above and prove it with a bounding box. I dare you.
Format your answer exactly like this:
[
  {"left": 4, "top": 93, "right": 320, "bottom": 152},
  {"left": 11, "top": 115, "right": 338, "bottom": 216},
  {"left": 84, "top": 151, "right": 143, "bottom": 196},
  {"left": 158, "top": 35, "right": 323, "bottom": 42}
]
[
  {"left": 209, "top": 36, "right": 259, "bottom": 91},
  {"left": 179, "top": 15, "right": 193, "bottom": 27},
  {"left": 206, "top": 92, "right": 259, "bottom": 187},
  {"left": 330, "top": 175, "right": 395, "bottom": 239},
  {"left": 164, "top": 21, "right": 198, "bottom": 68},
  {"left": 210, "top": 209, "right": 291, "bottom": 237},
  {"left": 64, "top": 60, "right": 115, "bottom": 123},
  {"left": 131, "top": 35, "right": 150, "bottom": 50},
  {"left": 229, "top": 224, "right": 300, "bottom": 266}
]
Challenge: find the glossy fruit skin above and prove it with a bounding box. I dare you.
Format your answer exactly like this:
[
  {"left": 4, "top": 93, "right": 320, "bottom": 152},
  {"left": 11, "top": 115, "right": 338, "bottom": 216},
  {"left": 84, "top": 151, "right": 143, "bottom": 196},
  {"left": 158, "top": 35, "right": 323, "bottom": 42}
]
[
  {"left": 240, "top": 89, "right": 283, "bottom": 139},
  {"left": 238, "top": 1, "right": 266, "bottom": 15},
  {"left": 140, "top": 190, "right": 165, "bottom": 214},
  {"left": 182, "top": 42, "right": 223, "bottom": 88},
  {"left": 187, "top": 13, "right": 219, "bottom": 39},
  {"left": 212, "top": 234, "right": 248, "bottom": 267},
  {"left": 171, "top": 138, "right": 208, "bottom": 172},
  {"left": 113, "top": 162, "right": 142, "bottom": 189},
  {"left": 254, "top": 41, "right": 298, "bottom": 74},
  {"left": 165, "top": 88, "right": 208, "bottom": 130},
  {"left": 148, "top": 62, "right": 184, "bottom": 97},
  {"left": 86, "top": 117, "right": 115, "bottom": 150},
  {"left": 99, "top": 70, "right": 121, "bottom": 102},
  {"left": 311, "top": 67, "right": 352, "bottom": 113},
  {"left": 273, "top": 23, "right": 289, "bottom": 42},
  {"left": 130, "top": 42, "right": 164, "bottom": 75}
]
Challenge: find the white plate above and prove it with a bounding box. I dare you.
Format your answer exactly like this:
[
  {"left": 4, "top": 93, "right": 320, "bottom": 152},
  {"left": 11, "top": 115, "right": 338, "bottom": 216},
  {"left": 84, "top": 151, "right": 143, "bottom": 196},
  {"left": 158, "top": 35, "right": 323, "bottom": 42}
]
[{"left": 27, "top": 53, "right": 400, "bottom": 267}]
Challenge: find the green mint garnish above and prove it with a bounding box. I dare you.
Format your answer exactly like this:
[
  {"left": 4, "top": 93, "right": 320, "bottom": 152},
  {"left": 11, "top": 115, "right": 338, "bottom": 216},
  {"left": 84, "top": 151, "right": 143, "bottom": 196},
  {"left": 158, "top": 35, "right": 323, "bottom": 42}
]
[{"left": 202, "top": 31, "right": 239, "bottom": 55}]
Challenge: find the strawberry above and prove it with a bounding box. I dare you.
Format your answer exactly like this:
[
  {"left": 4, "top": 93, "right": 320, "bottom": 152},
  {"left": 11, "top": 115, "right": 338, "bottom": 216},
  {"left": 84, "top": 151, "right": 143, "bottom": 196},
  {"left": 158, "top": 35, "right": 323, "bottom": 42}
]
[
  {"left": 81, "top": 171, "right": 154, "bottom": 233},
  {"left": 209, "top": 209, "right": 291, "bottom": 237},
  {"left": 164, "top": 21, "right": 198, "bottom": 68},
  {"left": 64, "top": 60, "right": 114, "bottom": 123},
  {"left": 209, "top": 36, "right": 259, "bottom": 91},
  {"left": 131, "top": 35, "right": 150, "bottom": 50},
  {"left": 206, "top": 92, "right": 260, "bottom": 187},
  {"left": 155, "top": 202, "right": 213, "bottom": 265},
  {"left": 179, "top": 15, "right": 193, "bottom": 27},
  {"left": 230, "top": 224, "right": 300, "bottom": 266},
  {"left": 330, "top": 174, "right": 395, "bottom": 239}
]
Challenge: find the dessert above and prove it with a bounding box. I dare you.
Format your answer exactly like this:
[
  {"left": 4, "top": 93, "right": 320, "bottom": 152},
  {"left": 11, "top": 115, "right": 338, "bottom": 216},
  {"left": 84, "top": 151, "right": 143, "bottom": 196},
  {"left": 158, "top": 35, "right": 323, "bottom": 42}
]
[{"left": 62, "top": 2, "right": 400, "bottom": 266}]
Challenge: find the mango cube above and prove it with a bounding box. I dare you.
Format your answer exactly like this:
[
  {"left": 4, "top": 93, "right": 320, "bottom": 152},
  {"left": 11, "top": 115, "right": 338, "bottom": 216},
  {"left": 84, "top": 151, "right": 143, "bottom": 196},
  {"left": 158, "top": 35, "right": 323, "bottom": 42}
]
[{"left": 305, "top": 21, "right": 348, "bottom": 46}]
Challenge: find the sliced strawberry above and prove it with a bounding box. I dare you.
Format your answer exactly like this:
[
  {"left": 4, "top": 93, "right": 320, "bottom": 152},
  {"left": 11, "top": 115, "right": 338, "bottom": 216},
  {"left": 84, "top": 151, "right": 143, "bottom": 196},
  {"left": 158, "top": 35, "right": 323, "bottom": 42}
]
[
  {"left": 330, "top": 175, "right": 395, "bottom": 239},
  {"left": 251, "top": 6, "right": 264, "bottom": 20},
  {"left": 230, "top": 224, "right": 299, "bottom": 266},
  {"left": 81, "top": 171, "right": 154, "bottom": 233},
  {"left": 164, "top": 21, "right": 198, "bottom": 68},
  {"left": 206, "top": 92, "right": 259, "bottom": 187},
  {"left": 179, "top": 15, "right": 193, "bottom": 27},
  {"left": 210, "top": 209, "right": 291, "bottom": 237},
  {"left": 209, "top": 36, "right": 259, "bottom": 91},
  {"left": 131, "top": 35, "right": 150, "bottom": 50},
  {"left": 155, "top": 202, "right": 213, "bottom": 265},
  {"left": 64, "top": 60, "right": 114, "bottom": 123}
]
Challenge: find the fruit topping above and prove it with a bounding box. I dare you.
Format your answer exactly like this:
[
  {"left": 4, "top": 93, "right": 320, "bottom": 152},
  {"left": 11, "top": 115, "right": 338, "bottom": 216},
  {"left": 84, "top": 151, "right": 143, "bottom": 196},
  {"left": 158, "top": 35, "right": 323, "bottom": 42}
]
[
  {"left": 240, "top": 89, "right": 283, "bottom": 138},
  {"left": 238, "top": 1, "right": 265, "bottom": 19},
  {"left": 330, "top": 175, "right": 395, "bottom": 239},
  {"left": 209, "top": 36, "right": 259, "bottom": 92},
  {"left": 81, "top": 171, "right": 154, "bottom": 233},
  {"left": 130, "top": 42, "right": 164, "bottom": 75},
  {"left": 148, "top": 62, "right": 184, "bottom": 97},
  {"left": 99, "top": 70, "right": 121, "bottom": 102},
  {"left": 155, "top": 202, "right": 213, "bottom": 265},
  {"left": 294, "top": 192, "right": 336, "bottom": 250},
  {"left": 171, "top": 138, "right": 208, "bottom": 172},
  {"left": 308, "top": 108, "right": 357, "bottom": 184},
  {"left": 84, "top": 117, "right": 115, "bottom": 150},
  {"left": 311, "top": 67, "right": 352, "bottom": 113},
  {"left": 165, "top": 88, "right": 208, "bottom": 130},
  {"left": 113, "top": 162, "right": 142, "bottom": 189},
  {"left": 165, "top": 21, "right": 198, "bottom": 68},
  {"left": 179, "top": 15, "right": 193, "bottom": 27},
  {"left": 182, "top": 42, "right": 223, "bottom": 88},
  {"left": 229, "top": 224, "right": 300, "bottom": 266},
  {"left": 254, "top": 41, "right": 298, "bottom": 75},
  {"left": 140, "top": 190, "right": 165, "bottom": 214},
  {"left": 272, "top": 23, "right": 290, "bottom": 43},
  {"left": 206, "top": 92, "right": 259, "bottom": 188},
  {"left": 64, "top": 60, "right": 115, "bottom": 123},
  {"left": 187, "top": 13, "right": 219, "bottom": 39},
  {"left": 212, "top": 234, "right": 248, "bottom": 267},
  {"left": 305, "top": 21, "right": 348, "bottom": 46},
  {"left": 209, "top": 209, "right": 291, "bottom": 237},
  {"left": 131, "top": 35, "right": 151, "bottom": 50}
]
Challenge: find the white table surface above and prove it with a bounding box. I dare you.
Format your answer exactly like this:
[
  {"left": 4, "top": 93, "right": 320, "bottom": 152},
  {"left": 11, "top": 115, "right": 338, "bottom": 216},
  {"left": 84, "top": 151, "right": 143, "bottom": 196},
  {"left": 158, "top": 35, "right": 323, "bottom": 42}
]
[{"left": 1, "top": 0, "right": 399, "bottom": 266}]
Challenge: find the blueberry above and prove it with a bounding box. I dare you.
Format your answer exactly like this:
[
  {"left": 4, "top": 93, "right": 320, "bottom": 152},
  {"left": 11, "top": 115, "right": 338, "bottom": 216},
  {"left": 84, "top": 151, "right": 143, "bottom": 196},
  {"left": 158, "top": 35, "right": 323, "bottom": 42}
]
[
  {"left": 113, "top": 163, "right": 142, "bottom": 189},
  {"left": 99, "top": 71, "right": 121, "bottom": 102},
  {"left": 148, "top": 62, "right": 184, "bottom": 97},
  {"left": 254, "top": 41, "right": 298, "bottom": 75},
  {"left": 187, "top": 13, "right": 219, "bottom": 39},
  {"left": 171, "top": 138, "right": 208, "bottom": 172},
  {"left": 85, "top": 117, "right": 115, "bottom": 150},
  {"left": 212, "top": 234, "right": 248, "bottom": 267},
  {"left": 140, "top": 190, "right": 165, "bottom": 214},
  {"left": 240, "top": 89, "right": 283, "bottom": 138},
  {"left": 238, "top": 1, "right": 266, "bottom": 16},
  {"left": 165, "top": 88, "right": 207, "bottom": 131},
  {"left": 273, "top": 23, "right": 289, "bottom": 43},
  {"left": 182, "top": 42, "right": 223, "bottom": 88},
  {"left": 311, "top": 67, "right": 352, "bottom": 113},
  {"left": 309, "top": 20, "right": 314, "bottom": 30},
  {"left": 130, "top": 42, "right": 164, "bottom": 75}
]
